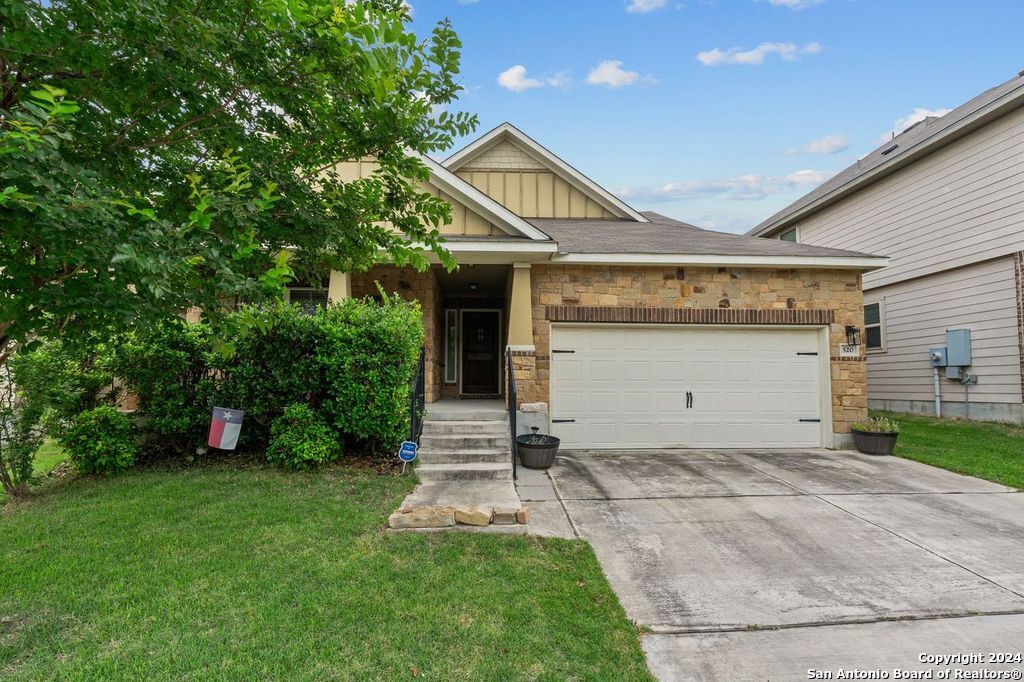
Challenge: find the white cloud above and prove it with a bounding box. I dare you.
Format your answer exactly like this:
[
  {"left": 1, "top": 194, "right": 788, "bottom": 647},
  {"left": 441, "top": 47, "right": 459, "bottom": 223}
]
[
  {"left": 615, "top": 169, "right": 836, "bottom": 202},
  {"left": 768, "top": 0, "right": 825, "bottom": 9},
  {"left": 787, "top": 133, "right": 849, "bottom": 155},
  {"left": 586, "top": 60, "right": 653, "bottom": 88},
  {"left": 879, "top": 107, "right": 952, "bottom": 141},
  {"left": 696, "top": 41, "right": 822, "bottom": 66},
  {"left": 496, "top": 65, "right": 571, "bottom": 92},
  {"left": 626, "top": 0, "right": 668, "bottom": 13}
]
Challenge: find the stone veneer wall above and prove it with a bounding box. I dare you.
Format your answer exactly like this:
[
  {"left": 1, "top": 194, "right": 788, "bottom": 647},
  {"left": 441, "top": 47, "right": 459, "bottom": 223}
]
[
  {"left": 511, "top": 264, "right": 868, "bottom": 437},
  {"left": 350, "top": 266, "right": 443, "bottom": 403}
]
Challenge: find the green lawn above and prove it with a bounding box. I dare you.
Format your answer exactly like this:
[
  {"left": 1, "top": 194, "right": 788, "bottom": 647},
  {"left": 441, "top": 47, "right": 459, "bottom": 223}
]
[
  {"left": 0, "top": 465, "right": 652, "bottom": 680},
  {"left": 876, "top": 410, "right": 1024, "bottom": 490}
]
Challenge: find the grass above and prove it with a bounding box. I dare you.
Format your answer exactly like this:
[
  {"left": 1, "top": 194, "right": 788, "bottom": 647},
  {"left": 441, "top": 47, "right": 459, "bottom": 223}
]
[
  {"left": 0, "top": 464, "right": 652, "bottom": 681},
  {"left": 876, "top": 410, "right": 1024, "bottom": 490}
]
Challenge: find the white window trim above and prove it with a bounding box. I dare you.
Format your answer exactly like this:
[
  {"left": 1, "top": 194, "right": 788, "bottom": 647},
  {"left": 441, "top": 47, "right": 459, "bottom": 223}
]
[
  {"left": 864, "top": 300, "right": 886, "bottom": 354},
  {"left": 778, "top": 225, "right": 800, "bottom": 243},
  {"left": 444, "top": 309, "right": 459, "bottom": 385}
]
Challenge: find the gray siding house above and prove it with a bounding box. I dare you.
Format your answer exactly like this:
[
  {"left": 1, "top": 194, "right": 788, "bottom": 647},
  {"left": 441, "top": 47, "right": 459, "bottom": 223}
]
[{"left": 749, "top": 72, "right": 1024, "bottom": 424}]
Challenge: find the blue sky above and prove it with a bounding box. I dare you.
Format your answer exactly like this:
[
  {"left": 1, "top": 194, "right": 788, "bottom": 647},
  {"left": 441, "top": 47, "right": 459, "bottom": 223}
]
[{"left": 410, "top": 0, "right": 1024, "bottom": 233}]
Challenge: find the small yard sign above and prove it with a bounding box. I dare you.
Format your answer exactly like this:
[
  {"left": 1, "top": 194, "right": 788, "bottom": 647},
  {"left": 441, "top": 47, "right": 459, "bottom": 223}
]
[
  {"left": 839, "top": 343, "right": 861, "bottom": 359},
  {"left": 209, "top": 407, "right": 244, "bottom": 450},
  {"left": 398, "top": 440, "right": 418, "bottom": 463}
]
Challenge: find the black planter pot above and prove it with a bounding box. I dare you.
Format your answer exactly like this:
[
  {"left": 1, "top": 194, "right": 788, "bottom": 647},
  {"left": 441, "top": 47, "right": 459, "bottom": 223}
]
[
  {"left": 516, "top": 429, "right": 560, "bottom": 469},
  {"left": 851, "top": 430, "right": 898, "bottom": 455}
]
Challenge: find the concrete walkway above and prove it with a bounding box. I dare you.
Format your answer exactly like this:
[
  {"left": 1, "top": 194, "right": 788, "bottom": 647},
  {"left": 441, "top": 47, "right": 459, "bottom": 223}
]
[{"left": 550, "top": 449, "right": 1024, "bottom": 681}]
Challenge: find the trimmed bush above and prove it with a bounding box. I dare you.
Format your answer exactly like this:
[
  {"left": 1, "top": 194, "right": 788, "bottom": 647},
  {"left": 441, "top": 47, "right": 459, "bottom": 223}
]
[
  {"left": 64, "top": 406, "right": 139, "bottom": 475},
  {"left": 115, "top": 322, "right": 213, "bottom": 454},
  {"left": 118, "top": 296, "right": 423, "bottom": 458},
  {"left": 267, "top": 404, "right": 341, "bottom": 469}
]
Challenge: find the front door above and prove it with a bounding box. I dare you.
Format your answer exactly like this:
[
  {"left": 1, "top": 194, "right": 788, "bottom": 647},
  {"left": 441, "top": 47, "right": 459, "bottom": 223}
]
[{"left": 461, "top": 311, "right": 500, "bottom": 395}]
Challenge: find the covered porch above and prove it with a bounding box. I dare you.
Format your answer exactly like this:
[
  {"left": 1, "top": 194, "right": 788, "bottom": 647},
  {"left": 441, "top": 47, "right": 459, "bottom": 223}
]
[{"left": 327, "top": 261, "right": 536, "bottom": 405}]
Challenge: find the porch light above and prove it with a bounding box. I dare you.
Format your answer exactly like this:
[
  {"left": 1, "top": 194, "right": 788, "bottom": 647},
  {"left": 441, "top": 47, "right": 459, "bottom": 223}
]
[
  {"left": 845, "top": 325, "right": 862, "bottom": 346},
  {"left": 469, "top": 282, "right": 478, "bottom": 291}
]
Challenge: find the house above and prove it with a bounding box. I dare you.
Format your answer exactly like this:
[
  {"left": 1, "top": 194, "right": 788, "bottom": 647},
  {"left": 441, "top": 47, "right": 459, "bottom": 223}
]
[
  {"left": 306, "top": 123, "right": 888, "bottom": 449},
  {"left": 748, "top": 72, "right": 1024, "bottom": 425}
]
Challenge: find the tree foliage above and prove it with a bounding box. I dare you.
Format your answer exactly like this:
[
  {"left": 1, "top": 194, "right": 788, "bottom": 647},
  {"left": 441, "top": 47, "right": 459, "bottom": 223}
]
[{"left": 0, "top": 0, "right": 476, "bottom": 366}]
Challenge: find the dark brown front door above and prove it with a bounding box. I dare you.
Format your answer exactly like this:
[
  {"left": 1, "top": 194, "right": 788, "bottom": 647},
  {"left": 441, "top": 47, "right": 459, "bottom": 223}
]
[{"left": 461, "top": 311, "right": 500, "bottom": 395}]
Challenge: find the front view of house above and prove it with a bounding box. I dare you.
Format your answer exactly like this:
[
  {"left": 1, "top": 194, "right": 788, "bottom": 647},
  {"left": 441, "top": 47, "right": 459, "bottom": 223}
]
[{"left": 306, "top": 124, "right": 888, "bottom": 449}]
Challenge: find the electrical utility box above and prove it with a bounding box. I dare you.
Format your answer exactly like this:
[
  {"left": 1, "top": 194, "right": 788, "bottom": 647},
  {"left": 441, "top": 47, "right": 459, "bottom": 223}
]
[
  {"left": 929, "top": 347, "right": 948, "bottom": 367},
  {"left": 945, "top": 329, "right": 972, "bottom": 367}
]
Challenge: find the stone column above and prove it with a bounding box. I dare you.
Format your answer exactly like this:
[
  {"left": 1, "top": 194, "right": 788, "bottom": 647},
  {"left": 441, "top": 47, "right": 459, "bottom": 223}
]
[{"left": 327, "top": 270, "right": 351, "bottom": 303}]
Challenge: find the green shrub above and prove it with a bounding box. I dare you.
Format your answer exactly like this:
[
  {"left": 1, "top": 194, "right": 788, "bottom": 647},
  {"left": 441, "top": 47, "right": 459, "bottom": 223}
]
[
  {"left": 114, "top": 296, "right": 423, "bottom": 458},
  {"left": 318, "top": 295, "right": 423, "bottom": 449},
  {"left": 115, "top": 322, "right": 213, "bottom": 454},
  {"left": 64, "top": 406, "right": 139, "bottom": 475},
  {"left": 9, "top": 338, "right": 121, "bottom": 441},
  {"left": 267, "top": 404, "right": 341, "bottom": 469}
]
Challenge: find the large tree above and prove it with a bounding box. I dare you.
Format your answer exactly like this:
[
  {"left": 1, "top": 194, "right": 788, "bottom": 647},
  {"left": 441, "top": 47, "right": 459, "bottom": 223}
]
[{"left": 0, "top": 0, "right": 476, "bottom": 365}]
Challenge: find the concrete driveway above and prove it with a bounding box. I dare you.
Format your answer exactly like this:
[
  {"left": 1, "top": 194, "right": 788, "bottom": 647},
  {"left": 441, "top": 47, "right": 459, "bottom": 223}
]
[{"left": 549, "top": 449, "right": 1024, "bottom": 681}]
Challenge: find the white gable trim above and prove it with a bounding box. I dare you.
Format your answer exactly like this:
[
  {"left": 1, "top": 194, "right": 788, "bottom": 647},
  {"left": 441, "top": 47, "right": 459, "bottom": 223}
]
[
  {"left": 443, "top": 123, "right": 650, "bottom": 223},
  {"left": 415, "top": 153, "right": 552, "bottom": 242}
]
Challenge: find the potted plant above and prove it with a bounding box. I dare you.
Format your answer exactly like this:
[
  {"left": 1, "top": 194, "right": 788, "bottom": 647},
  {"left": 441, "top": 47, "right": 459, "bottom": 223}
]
[
  {"left": 850, "top": 415, "right": 900, "bottom": 455},
  {"left": 516, "top": 427, "right": 560, "bottom": 469}
]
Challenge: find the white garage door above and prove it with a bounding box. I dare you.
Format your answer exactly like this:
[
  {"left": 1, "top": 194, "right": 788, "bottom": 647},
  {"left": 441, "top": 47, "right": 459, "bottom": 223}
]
[{"left": 550, "top": 325, "right": 825, "bottom": 449}]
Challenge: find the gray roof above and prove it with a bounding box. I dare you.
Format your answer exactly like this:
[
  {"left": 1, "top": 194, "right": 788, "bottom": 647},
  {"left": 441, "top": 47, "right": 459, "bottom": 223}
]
[
  {"left": 749, "top": 71, "right": 1024, "bottom": 237},
  {"left": 528, "top": 215, "right": 878, "bottom": 258}
]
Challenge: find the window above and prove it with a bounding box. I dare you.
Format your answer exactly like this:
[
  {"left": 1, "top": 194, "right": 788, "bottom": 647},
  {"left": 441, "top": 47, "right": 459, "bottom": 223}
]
[
  {"left": 286, "top": 277, "right": 329, "bottom": 312},
  {"left": 779, "top": 227, "right": 798, "bottom": 242},
  {"left": 444, "top": 309, "right": 458, "bottom": 384},
  {"left": 864, "top": 302, "right": 884, "bottom": 351}
]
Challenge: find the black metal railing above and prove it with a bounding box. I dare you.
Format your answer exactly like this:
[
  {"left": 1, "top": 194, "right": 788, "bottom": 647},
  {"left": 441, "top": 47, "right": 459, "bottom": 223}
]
[
  {"left": 505, "top": 347, "right": 518, "bottom": 480},
  {"left": 408, "top": 348, "right": 426, "bottom": 445}
]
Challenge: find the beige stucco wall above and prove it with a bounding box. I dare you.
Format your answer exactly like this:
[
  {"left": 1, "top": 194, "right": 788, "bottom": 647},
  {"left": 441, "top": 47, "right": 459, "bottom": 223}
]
[
  {"left": 514, "top": 264, "right": 867, "bottom": 437},
  {"left": 350, "top": 266, "right": 443, "bottom": 403}
]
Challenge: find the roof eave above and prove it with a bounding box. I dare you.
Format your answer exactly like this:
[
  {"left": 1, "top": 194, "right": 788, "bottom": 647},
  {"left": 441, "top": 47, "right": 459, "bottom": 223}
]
[{"left": 550, "top": 252, "right": 889, "bottom": 271}]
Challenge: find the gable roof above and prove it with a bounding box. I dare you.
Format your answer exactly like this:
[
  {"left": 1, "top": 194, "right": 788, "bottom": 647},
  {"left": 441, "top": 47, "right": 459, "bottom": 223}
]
[
  {"left": 748, "top": 70, "right": 1024, "bottom": 237},
  {"left": 443, "top": 122, "right": 650, "bottom": 223},
  {"left": 414, "top": 152, "right": 552, "bottom": 241}
]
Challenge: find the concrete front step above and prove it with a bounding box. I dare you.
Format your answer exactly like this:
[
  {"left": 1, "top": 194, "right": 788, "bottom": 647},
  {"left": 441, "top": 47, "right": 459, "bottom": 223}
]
[
  {"left": 424, "top": 406, "right": 508, "bottom": 422},
  {"left": 417, "top": 462, "right": 513, "bottom": 482},
  {"left": 418, "top": 449, "right": 511, "bottom": 465},
  {"left": 420, "top": 433, "right": 510, "bottom": 450},
  {"left": 422, "top": 420, "right": 510, "bottom": 436}
]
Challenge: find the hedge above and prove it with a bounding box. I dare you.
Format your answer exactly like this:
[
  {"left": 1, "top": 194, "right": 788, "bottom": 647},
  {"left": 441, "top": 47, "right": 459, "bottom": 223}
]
[{"left": 119, "top": 295, "right": 424, "bottom": 458}]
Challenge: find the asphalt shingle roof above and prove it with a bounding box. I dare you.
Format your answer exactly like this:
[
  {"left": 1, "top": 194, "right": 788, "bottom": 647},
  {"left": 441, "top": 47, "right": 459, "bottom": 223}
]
[{"left": 528, "top": 213, "right": 878, "bottom": 258}]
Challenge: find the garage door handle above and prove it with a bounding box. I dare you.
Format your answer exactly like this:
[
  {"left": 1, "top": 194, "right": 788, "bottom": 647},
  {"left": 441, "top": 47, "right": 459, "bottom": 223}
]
[
  {"left": 685, "top": 391, "right": 693, "bottom": 409},
  {"left": 552, "top": 349, "right": 575, "bottom": 354},
  {"left": 552, "top": 419, "right": 576, "bottom": 423},
  {"left": 796, "top": 352, "right": 818, "bottom": 356},
  {"left": 799, "top": 418, "right": 821, "bottom": 423}
]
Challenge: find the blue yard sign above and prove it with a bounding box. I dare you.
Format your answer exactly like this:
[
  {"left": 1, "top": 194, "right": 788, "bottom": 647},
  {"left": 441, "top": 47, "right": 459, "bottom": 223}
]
[{"left": 398, "top": 440, "right": 418, "bottom": 463}]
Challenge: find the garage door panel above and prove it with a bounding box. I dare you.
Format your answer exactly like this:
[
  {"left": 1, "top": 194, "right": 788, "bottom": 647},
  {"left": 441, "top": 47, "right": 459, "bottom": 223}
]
[{"left": 550, "top": 325, "right": 824, "bottom": 449}]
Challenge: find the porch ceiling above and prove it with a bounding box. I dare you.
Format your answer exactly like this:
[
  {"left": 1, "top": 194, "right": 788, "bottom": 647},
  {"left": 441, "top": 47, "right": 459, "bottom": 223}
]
[{"left": 435, "top": 264, "right": 509, "bottom": 295}]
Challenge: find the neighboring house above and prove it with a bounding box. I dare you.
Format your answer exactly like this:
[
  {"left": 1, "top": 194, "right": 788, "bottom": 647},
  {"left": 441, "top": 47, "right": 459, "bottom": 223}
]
[
  {"left": 749, "top": 72, "right": 1024, "bottom": 425},
  {"left": 308, "top": 123, "right": 887, "bottom": 449}
]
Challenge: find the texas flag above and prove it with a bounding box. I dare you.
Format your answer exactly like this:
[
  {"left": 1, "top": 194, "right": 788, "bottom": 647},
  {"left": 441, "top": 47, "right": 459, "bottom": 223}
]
[{"left": 208, "top": 407, "right": 244, "bottom": 450}]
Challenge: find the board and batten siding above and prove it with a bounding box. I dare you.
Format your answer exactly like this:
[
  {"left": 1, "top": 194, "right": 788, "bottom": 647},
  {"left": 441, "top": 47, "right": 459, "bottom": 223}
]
[
  {"left": 454, "top": 140, "right": 616, "bottom": 220},
  {"left": 330, "top": 158, "right": 506, "bottom": 237},
  {"left": 793, "top": 104, "right": 1024, "bottom": 290},
  {"left": 864, "top": 257, "right": 1022, "bottom": 408}
]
